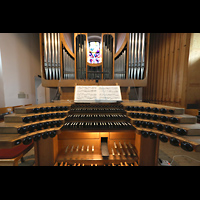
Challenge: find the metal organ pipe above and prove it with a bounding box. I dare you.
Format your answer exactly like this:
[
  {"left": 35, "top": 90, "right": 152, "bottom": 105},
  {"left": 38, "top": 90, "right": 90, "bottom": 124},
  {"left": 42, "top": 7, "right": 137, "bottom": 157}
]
[
  {"left": 109, "top": 35, "right": 113, "bottom": 79},
  {"left": 131, "top": 33, "right": 135, "bottom": 79},
  {"left": 43, "top": 33, "right": 61, "bottom": 80},
  {"left": 83, "top": 39, "right": 86, "bottom": 78},
  {"left": 103, "top": 39, "right": 105, "bottom": 78},
  {"left": 137, "top": 33, "right": 141, "bottom": 79},
  {"left": 124, "top": 50, "right": 126, "bottom": 79},
  {"left": 57, "top": 33, "right": 61, "bottom": 80},
  {"left": 51, "top": 33, "right": 55, "bottom": 80},
  {"left": 120, "top": 52, "right": 124, "bottom": 79},
  {"left": 128, "top": 33, "right": 146, "bottom": 80},
  {"left": 80, "top": 35, "right": 83, "bottom": 79},
  {"left": 103, "top": 35, "right": 113, "bottom": 79},
  {"left": 54, "top": 33, "right": 58, "bottom": 80},
  {"left": 47, "top": 33, "right": 52, "bottom": 80},
  {"left": 134, "top": 33, "right": 138, "bottom": 80},
  {"left": 103, "top": 36, "right": 107, "bottom": 79},
  {"left": 76, "top": 36, "right": 79, "bottom": 79},
  {"left": 114, "top": 47, "right": 127, "bottom": 79},
  {"left": 107, "top": 35, "right": 109, "bottom": 78},
  {"left": 82, "top": 35, "right": 84, "bottom": 79},
  {"left": 62, "top": 47, "right": 75, "bottom": 80},
  {"left": 43, "top": 33, "right": 48, "bottom": 79},
  {"left": 141, "top": 33, "right": 145, "bottom": 79},
  {"left": 63, "top": 48, "right": 65, "bottom": 79},
  {"left": 129, "top": 34, "right": 131, "bottom": 79},
  {"left": 76, "top": 34, "right": 86, "bottom": 79}
]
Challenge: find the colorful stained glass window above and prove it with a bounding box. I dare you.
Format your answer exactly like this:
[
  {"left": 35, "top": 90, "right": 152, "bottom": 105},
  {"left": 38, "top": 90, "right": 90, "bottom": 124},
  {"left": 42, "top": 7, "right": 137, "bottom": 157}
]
[{"left": 88, "top": 42, "right": 102, "bottom": 64}]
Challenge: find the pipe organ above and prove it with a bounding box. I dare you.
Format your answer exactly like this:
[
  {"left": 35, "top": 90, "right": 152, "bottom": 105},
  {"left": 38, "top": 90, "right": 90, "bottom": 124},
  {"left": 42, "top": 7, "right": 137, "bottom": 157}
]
[
  {"left": 0, "top": 33, "right": 200, "bottom": 166},
  {"left": 40, "top": 33, "right": 150, "bottom": 89}
]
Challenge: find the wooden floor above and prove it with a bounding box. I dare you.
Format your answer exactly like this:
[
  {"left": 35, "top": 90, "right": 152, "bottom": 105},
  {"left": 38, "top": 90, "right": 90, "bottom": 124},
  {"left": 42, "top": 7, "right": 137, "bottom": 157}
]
[{"left": 18, "top": 142, "right": 200, "bottom": 166}]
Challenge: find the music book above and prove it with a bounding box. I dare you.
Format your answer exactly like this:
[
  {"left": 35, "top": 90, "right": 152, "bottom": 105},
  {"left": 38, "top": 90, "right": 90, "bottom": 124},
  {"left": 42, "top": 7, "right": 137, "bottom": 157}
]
[{"left": 74, "top": 85, "right": 122, "bottom": 103}]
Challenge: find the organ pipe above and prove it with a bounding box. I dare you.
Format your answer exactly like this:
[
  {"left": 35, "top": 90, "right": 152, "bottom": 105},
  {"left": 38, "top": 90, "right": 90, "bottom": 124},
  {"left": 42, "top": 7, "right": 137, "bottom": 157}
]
[
  {"left": 76, "top": 34, "right": 86, "bottom": 79},
  {"left": 128, "top": 33, "right": 146, "bottom": 80},
  {"left": 63, "top": 47, "right": 75, "bottom": 79},
  {"left": 43, "top": 33, "right": 61, "bottom": 80},
  {"left": 103, "top": 34, "right": 113, "bottom": 79},
  {"left": 114, "top": 47, "right": 127, "bottom": 79}
]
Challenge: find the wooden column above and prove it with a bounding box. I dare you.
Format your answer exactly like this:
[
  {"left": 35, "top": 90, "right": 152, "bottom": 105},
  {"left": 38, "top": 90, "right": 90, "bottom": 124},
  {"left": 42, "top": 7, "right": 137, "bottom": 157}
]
[
  {"left": 34, "top": 135, "right": 58, "bottom": 166},
  {"left": 135, "top": 133, "right": 159, "bottom": 166}
]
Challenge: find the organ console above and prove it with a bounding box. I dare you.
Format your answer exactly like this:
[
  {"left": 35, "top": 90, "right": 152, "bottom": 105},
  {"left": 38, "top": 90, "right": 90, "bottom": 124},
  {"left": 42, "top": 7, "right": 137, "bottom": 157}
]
[{"left": 0, "top": 99, "right": 200, "bottom": 166}]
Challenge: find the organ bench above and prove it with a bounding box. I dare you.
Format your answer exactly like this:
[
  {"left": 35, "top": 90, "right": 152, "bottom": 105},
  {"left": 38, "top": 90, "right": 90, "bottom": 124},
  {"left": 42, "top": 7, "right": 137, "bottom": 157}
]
[{"left": 0, "top": 100, "right": 200, "bottom": 166}]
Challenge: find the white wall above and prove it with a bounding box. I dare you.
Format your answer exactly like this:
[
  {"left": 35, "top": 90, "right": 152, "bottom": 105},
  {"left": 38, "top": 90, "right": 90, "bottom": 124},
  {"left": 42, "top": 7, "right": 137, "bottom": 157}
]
[
  {"left": 0, "top": 33, "right": 41, "bottom": 107},
  {"left": 0, "top": 49, "right": 5, "bottom": 107}
]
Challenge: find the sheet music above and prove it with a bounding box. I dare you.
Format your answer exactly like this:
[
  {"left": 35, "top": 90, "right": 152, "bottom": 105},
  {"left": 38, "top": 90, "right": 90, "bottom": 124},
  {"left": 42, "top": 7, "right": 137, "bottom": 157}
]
[
  {"left": 98, "top": 86, "right": 122, "bottom": 101},
  {"left": 74, "top": 86, "right": 97, "bottom": 102},
  {"left": 74, "top": 86, "right": 122, "bottom": 103}
]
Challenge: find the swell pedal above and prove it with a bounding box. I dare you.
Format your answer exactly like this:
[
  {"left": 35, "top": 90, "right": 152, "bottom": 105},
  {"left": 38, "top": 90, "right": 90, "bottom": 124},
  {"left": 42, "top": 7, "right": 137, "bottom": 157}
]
[{"left": 101, "top": 137, "right": 109, "bottom": 157}]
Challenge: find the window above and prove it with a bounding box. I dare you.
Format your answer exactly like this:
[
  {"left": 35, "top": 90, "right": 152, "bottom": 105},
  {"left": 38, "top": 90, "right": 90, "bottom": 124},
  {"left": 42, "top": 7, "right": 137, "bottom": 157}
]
[{"left": 87, "top": 42, "right": 102, "bottom": 64}]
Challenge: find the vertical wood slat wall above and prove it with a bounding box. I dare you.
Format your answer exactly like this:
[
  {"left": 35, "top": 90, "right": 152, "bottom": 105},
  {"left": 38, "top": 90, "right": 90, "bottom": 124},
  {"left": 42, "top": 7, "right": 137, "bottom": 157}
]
[{"left": 143, "top": 33, "right": 191, "bottom": 108}]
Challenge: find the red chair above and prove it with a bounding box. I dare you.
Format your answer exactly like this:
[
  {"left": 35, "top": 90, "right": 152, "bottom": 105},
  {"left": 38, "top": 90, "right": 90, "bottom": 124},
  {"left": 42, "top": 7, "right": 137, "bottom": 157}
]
[
  {"left": 0, "top": 105, "right": 34, "bottom": 166},
  {"left": 0, "top": 142, "right": 34, "bottom": 166}
]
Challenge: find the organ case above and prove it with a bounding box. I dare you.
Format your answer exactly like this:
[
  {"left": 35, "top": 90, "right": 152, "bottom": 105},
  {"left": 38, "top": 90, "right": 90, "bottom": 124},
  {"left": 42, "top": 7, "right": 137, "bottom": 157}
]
[{"left": 39, "top": 33, "right": 150, "bottom": 89}]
